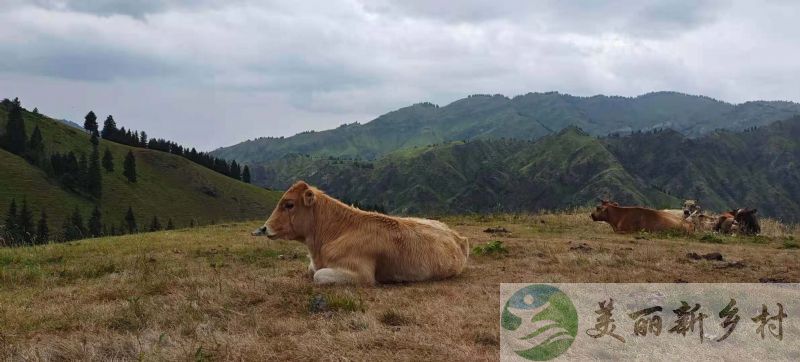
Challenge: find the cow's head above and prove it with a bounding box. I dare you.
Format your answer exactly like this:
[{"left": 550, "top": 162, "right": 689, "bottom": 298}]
[
  {"left": 591, "top": 199, "right": 618, "bottom": 222},
  {"left": 252, "top": 181, "right": 318, "bottom": 241},
  {"left": 734, "top": 208, "right": 760, "bottom": 234},
  {"left": 682, "top": 200, "right": 700, "bottom": 217}
]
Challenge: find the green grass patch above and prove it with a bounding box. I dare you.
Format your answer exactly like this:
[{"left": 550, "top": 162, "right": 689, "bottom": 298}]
[
  {"left": 309, "top": 292, "right": 366, "bottom": 314},
  {"left": 472, "top": 240, "right": 508, "bottom": 256},
  {"left": 781, "top": 237, "right": 798, "bottom": 249},
  {"left": 698, "top": 234, "right": 724, "bottom": 244},
  {"left": 748, "top": 235, "right": 771, "bottom": 244}
]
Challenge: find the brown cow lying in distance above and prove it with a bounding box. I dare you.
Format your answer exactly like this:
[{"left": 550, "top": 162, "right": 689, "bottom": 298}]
[
  {"left": 591, "top": 200, "right": 692, "bottom": 233},
  {"left": 714, "top": 210, "right": 738, "bottom": 234},
  {"left": 252, "top": 181, "right": 470, "bottom": 285}
]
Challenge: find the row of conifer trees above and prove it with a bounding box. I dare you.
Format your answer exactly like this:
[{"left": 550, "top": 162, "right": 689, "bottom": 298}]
[{"left": 1, "top": 198, "right": 191, "bottom": 246}]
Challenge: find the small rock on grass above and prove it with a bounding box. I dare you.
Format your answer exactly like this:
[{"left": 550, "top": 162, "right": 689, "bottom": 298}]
[
  {"left": 686, "top": 252, "right": 724, "bottom": 261},
  {"left": 483, "top": 226, "right": 510, "bottom": 234},
  {"left": 569, "top": 243, "right": 593, "bottom": 252}
]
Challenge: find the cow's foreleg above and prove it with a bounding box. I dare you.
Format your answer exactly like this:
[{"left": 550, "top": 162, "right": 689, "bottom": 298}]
[
  {"left": 313, "top": 266, "right": 375, "bottom": 285},
  {"left": 307, "top": 255, "right": 317, "bottom": 275},
  {"left": 313, "top": 268, "right": 358, "bottom": 284}
]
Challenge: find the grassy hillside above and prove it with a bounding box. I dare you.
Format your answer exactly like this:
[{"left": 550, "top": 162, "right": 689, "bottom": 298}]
[
  {"left": 251, "top": 128, "right": 680, "bottom": 215},
  {"left": 1, "top": 214, "right": 796, "bottom": 360},
  {"left": 212, "top": 91, "right": 800, "bottom": 164},
  {"left": 0, "top": 106, "right": 281, "bottom": 240}
]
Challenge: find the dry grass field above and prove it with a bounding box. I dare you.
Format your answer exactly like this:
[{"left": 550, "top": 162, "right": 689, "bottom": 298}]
[{"left": 1, "top": 211, "right": 798, "bottom": 361}]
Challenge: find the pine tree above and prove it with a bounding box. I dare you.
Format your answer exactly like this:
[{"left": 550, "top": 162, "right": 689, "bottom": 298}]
[
  {"left": 88, "top": 206, "right": 102, "bottom": 237},
  {"left": 190, "top": 219, "right": 195, "bottom": 228},
  {"left": 63, "top": 207, "right": 86, "bottom": 241},
  {"left": 61, "top": 217, "right": 75, "bottom": 241},
  {"left": 36, "top": 210, "right": 49, "bottom": 244},
  {"left": 84, "top": 111, "right": 99, "bottom": 136},
  {"left": 166, "top": 218, "right": 175, "bottom": 230},
  {"left": 230, "top": 160, "right": 242, "bottom": 180},
  {"left": 27, "top": 125, "right": 44, "bottom": 164},
  {"left": 101, "top": 115, "right": 117, "bottom": 140},
  {"left": 18, "top": 199, "right": 33, "bottom": 244},
  {"left": 139, "top": 131, "right": 148, "bottom": 147},
  {"left": 242, "top": 165, "right": 251, "bottom": 183},
  {"left": 102, "top": 147, "right": 114, "bottom": 172},
  {"left": 90, "top": 132, "right": 99, "bottom": 146},
  {"left": 3, "top": 103, "right": 26, "bottom": 155},
  {"left": 88, "top": 145, "right": 102, "bottom": 197},
  {"left": 149, "top": 216, "right": 162, "bottom": 232},
  {"left": 32, "top": 107, "right": 39, "bottom": 114},
  {"left": 4, "top": 199, "right": 18, "bottom": 243},
  {"left": 124, "top": 206, "right": 137, "bottom": 233},
  {"left": 123, "top": 150, "right": 137, "bottom": 182}
]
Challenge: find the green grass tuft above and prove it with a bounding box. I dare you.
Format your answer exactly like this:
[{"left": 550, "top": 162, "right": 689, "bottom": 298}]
[
  {"left": 698, "top": 234, "right": 724, "bottom": 244},
  {"left": 472, "top": 240, "right": 508, "bottom": 256}
]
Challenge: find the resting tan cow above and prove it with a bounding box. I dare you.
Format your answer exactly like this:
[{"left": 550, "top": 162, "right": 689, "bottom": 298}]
[
  {"left": 591, "top": 200, "right": 692, "bottom": 233},
  {"left": 252, "top": 181, "right": 469, "bottom": 285}
]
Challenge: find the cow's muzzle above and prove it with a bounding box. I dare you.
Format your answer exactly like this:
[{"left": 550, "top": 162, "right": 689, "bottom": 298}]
[
  {"left": 251, "top": 225, "right": 278, "bottom": 239},
  {"left": 251, "top": 226, "right": 267, "bottom": 236}
]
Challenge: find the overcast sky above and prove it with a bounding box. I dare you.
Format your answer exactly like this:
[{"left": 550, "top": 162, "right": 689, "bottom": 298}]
[{"left": 2, "top": 1, "right": 799, "bottom": 150}]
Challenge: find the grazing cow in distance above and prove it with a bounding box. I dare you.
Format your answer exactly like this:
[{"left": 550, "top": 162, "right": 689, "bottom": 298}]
[
  {"left": 251, "top": 181, "right": 469, "bottom": 285},
  {"left": 734, "top": 208, "right": 760, "bottom": 235},
  {"left": 591, "top": 200, "right": 692, "bottom": 233}
]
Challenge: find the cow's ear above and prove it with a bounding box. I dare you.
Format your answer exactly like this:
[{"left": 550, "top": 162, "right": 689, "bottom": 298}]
[{"left": 303, "top": 189, "right": 316, "bottom": 206}]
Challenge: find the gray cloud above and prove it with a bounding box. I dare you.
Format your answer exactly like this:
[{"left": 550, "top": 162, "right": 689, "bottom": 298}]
[
  {"left": 1, "top": 0, "right": 799, "bottom": 150},
  {"left": 14, "top": 0, "right": 237, "bottom": 18}
]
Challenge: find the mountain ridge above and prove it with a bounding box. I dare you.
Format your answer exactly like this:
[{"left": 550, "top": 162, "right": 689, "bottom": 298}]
[
  {"left": 212, "top": 91, "right": 800, "bottom": 164},
  {"left": 246, "top": 118, "right": 800, "bottom": 221}
]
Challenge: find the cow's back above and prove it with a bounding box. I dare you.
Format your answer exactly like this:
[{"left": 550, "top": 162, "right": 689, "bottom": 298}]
[
  {"left": 373, "top": 216, "right": 469, "bottom": 282},
  {"left": 615, "top": 207, "right": 689, "bottom": 233}
]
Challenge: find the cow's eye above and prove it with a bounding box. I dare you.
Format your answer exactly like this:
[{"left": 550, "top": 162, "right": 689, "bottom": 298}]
[{"left": 285, "top": 201, "right": 294, "bottom": 210}]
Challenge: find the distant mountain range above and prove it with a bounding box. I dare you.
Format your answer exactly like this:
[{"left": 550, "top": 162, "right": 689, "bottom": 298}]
[
  {"left": 244, "top": 119, "right": 800, "bottom": 221},
  {"left": 210, "top": 91, "right": 800, "bottom": 221},
  {"left": 212, "top": 91, "right": 800, "bottom": 163}
]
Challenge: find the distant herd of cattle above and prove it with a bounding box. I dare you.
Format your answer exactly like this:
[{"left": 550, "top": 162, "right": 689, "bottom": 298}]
[{"left": 590, "top": 199, "right": 761, "bottom": 235}]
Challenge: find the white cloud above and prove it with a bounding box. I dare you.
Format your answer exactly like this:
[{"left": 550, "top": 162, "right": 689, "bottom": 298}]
[{"left": 1, "top": 0, "right": 799, "bottom": 150}]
